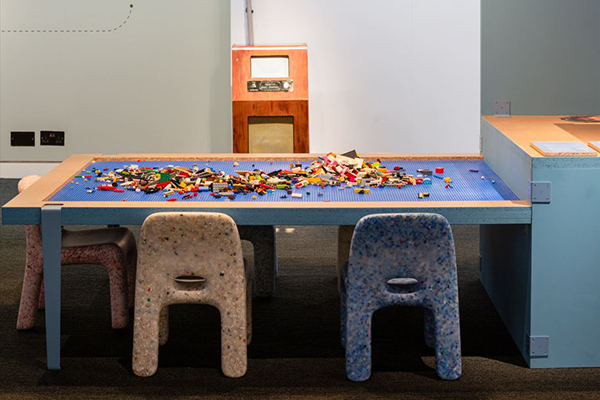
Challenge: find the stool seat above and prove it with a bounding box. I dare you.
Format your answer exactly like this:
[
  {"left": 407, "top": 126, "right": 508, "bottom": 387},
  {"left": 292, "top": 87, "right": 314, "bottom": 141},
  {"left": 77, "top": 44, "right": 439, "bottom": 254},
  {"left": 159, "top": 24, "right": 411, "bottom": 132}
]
[{"left": 62, "top": 227, "right": 135, "bottom": 251}]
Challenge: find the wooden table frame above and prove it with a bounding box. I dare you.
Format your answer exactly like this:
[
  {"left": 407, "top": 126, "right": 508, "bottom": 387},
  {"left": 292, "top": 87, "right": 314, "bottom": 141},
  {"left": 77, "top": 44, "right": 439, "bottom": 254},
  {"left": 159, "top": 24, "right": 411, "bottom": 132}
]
[
  {"left": 2, "top": 152, "right": 530, "bottom": 370},
  {"left": 3, "top": 153, "right": 530, "bottom": 226}
]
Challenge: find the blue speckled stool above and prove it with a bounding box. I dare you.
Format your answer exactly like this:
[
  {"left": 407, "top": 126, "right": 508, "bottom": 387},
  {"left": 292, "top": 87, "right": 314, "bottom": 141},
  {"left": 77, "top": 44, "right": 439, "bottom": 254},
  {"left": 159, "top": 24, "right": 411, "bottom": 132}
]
[{"left": 341, "top": 213, "right": 462, "bottom": 381}]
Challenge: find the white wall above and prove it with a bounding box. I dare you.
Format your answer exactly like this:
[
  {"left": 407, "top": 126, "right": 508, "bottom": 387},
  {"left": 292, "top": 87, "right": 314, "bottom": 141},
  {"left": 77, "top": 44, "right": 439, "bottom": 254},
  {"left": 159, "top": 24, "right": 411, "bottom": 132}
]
[
  {"left": 1, "top": 0, "right": 481, "bottom": 170},
  {"left": 232, "top": 0, "right": 481, "bottom": 154},
  {"left": 0, "top": 0, "right": 231, "bottom": 163}
]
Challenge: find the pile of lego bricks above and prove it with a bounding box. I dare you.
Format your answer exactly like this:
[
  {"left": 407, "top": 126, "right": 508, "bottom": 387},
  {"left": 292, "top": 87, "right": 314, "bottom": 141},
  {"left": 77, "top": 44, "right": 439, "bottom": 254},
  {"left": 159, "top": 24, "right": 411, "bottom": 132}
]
[{"left": 84, "top": 152, "right": 444, "bottom": 200}]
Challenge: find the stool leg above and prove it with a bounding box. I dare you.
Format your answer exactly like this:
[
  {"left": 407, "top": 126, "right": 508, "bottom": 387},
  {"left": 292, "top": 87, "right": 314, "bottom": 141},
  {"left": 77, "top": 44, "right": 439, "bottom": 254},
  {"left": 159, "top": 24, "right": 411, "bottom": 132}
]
[
  {"left": 132, "top": 293, "right": 161, "bottom": 377},
  {"left": 345, "top": 305, "right": 374, "bottom": 382},
  {"left": 239, "top": 226, "right": 277, "bottom": 297},
  {"left": 424, "top": 309, "right": 435, "bottom": 348},
  {"left": 159, "top": 306, "right": 169, "bottom": 346},
  {"left": 340, "top": 263, "right": 348, "bottom": 347},
  {"left": 340, "top": 286, "right": 347, "bottom": 347},
  {"left": 126, "top": 250, "right": 137, "bottom": 309},
  {"left": 105, "top": 258, "right": 129, "bottom": 329},
  {"left": 432, "top": 304, "right": 462, "bottom": 380},
  {"left": 219, "top": 298, "right": 248, "bottom": 378},
  {"left": 246, "top": 275, "right": 253, "bottom": 345},
  {"left": 38, "top": 281, "right": 46, "bottom": 310},
  {"left": 17, "top": 261, "right": 44, "bottom": 330},
  {"left": 337, "top": 226, "right": 354, "bottom": 294}
]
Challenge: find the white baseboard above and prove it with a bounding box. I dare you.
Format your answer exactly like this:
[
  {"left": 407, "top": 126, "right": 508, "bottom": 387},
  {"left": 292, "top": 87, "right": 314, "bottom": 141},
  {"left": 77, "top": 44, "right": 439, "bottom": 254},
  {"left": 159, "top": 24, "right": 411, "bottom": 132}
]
[{"left": 0, "top": 162, "right": 60, "bottom": 179}]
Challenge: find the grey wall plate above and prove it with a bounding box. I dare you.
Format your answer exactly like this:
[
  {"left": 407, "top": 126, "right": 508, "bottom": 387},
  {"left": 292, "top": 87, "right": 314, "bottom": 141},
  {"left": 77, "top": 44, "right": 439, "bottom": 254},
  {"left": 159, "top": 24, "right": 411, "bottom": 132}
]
[
  {"left": 494, "top": 100, "right": 511, "bottom": 117},
  {"left": 531, "top": 181, "right": 551, "bottom": 203},
  {"left": 528, "top": 336, "right": 550, "bottom": 357}
]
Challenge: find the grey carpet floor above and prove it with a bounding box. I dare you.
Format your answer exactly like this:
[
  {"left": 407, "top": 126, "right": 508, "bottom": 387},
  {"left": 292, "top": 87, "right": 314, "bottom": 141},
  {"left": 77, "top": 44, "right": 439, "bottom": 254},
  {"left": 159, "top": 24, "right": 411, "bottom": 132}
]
[{"left": 1, "top": 178, "right": 599, "bottom": 399}]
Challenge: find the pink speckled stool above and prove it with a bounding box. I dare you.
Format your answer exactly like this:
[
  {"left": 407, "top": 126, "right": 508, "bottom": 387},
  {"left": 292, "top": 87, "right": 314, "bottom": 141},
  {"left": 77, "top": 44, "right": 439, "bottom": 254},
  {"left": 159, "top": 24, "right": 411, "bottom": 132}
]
[
  {"left": 132, "top": 212, "right": 251, "bottom": 378},
  {"left": 16, "top": 176, "right": 137, "bottom": 330}
]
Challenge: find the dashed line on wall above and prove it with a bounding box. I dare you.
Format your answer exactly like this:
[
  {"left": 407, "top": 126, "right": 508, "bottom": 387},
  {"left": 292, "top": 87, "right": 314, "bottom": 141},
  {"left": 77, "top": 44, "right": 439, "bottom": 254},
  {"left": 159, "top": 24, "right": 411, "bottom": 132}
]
[{"left": 1, "top": 4, "right": 134, "bottom": 33}]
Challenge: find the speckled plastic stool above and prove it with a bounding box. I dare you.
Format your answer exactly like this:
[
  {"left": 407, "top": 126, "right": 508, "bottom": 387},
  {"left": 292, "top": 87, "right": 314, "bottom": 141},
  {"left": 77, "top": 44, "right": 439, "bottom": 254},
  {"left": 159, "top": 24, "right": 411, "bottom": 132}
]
[
  {"left": 132, "top": 212, "right": 251, "bottom": 378},
  {"left": 341, "top": 213, "right": 462, "bottom": 381},
  {"left": 16, "top": 176, "right": 137, "bottom": 330}
]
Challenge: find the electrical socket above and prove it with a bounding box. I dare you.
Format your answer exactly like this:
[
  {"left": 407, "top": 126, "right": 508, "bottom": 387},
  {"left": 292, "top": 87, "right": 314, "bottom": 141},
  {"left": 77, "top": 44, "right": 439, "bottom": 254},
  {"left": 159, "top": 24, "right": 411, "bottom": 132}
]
[
  {"left": 40, "top": 131, "right": 65, "bottom": 146},
  {"left": 11, "top": 131, "right": 35, "bottom": 146}
]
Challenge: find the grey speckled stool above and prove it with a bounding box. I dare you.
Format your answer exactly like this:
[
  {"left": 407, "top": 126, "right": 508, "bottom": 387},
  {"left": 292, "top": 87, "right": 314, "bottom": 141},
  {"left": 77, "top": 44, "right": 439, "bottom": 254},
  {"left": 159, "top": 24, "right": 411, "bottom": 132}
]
[
  {"left": 238, "top": 226, "right": 277, "bottom": 297},
  {"left": 132, "top": 212, "right": 251, "bottom": 378},
  {"left": 341, "top": 214, "right": 462, "bottom": 382}
]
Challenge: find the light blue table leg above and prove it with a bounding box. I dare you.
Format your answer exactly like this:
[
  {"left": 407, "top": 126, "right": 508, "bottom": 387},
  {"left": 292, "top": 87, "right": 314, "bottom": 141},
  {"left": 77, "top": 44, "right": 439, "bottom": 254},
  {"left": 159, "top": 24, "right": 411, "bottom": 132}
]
[
  {"left": 528, "top": 160, "right": 600, "bottom": 368},
  {"left": 481, "top": 158, "right": 600, "bottom": 367},
  {"left": 41, "top": 204, "right": 62, "bottom": 370}
]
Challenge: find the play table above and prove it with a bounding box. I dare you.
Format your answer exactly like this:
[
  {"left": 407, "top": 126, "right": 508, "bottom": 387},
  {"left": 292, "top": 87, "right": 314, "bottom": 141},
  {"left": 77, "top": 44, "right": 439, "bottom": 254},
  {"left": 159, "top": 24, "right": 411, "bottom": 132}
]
[{"left": 2, "top": 152, "right": 526, "bottom": 370}]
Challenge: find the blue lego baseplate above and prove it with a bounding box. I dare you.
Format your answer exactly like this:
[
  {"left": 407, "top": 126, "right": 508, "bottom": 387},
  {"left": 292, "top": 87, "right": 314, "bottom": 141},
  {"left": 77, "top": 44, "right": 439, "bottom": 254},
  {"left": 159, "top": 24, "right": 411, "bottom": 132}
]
[{"left": 49, "top": 160, "right": 519, "bottom": 203}]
